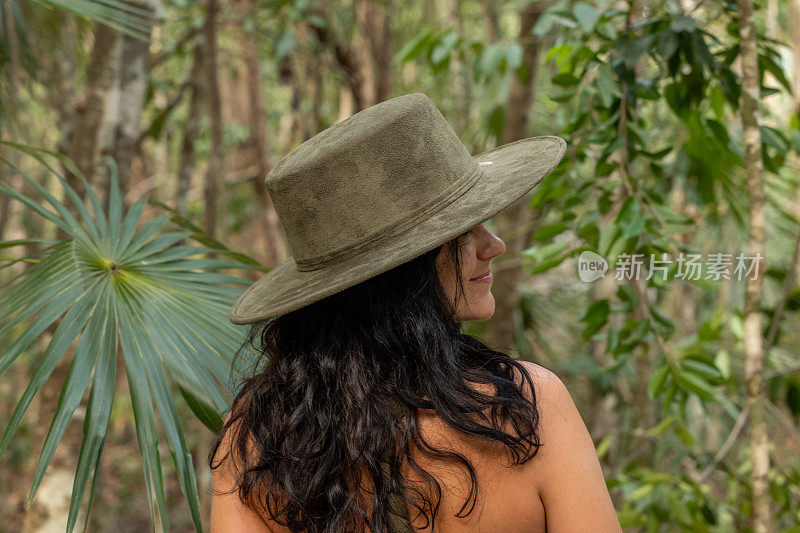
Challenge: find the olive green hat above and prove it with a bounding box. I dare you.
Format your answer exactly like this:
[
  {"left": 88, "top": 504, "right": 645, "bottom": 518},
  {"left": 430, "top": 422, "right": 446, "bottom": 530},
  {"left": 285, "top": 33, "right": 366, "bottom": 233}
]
[{"left": 229, "top": 92, "right": 566, "bottom": 325}]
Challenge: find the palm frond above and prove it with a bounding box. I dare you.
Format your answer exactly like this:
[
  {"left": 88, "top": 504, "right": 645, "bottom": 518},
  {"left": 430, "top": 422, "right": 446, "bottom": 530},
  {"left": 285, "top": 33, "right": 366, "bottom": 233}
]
[
  {"left": 0, "top": 143, "right": 262, "bottom": 532},
  {"left": 25, "top": 0, "right": 156, "bottom": 41}
]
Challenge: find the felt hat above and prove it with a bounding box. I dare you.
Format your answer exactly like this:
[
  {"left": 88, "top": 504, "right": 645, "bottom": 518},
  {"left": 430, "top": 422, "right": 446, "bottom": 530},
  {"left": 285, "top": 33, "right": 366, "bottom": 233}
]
[{"left": 229, "top": 92, "right": 566, "bottom": 324}]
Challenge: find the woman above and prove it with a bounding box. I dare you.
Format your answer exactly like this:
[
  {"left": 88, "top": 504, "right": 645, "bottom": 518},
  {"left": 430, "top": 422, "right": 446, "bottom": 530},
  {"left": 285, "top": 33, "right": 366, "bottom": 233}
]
[{"left": 208, "top": 93, "right": 621, "bottom": 532}]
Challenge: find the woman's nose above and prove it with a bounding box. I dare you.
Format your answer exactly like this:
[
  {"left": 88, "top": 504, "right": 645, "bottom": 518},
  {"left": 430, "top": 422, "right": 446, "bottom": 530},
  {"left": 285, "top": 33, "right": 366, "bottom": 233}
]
[{"left": 476, "top": 224, "right": 506, "bottom": 259}]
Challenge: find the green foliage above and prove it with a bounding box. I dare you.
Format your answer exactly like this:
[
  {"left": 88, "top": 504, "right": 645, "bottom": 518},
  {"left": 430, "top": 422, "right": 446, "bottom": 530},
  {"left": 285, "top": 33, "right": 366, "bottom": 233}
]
[
  {"left": 525, "top": 0, "right": 800, "bottom": 528},
  {"left": 0, "top": 143, "right": 259, "bottom": 532},
  {"left": 32, "top": 0, "right": 155, "bottom": 40}
]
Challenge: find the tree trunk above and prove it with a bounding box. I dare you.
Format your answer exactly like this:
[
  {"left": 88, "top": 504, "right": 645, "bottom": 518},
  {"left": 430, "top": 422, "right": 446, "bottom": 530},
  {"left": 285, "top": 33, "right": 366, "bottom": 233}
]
[
  {"left": 480, "top": 0, "right": 500, "bottom": 43},
  {"left": 623, "top": 0, "right": 655, "bottom": 434},
  {"left": 355, "top": 0, "right": 393, "bottom": 106},
  {"left": 483, "top": 2, "right": 544, "bottom": 354},
  {"left": 791, "top": 1, "right": 800, "bottom": 114},
  {"left": 449, "top": 0, "right": 472, "bottom": 135},
  {"left": 61, "top": 21, "right": 119, "bottom": 240},
  {"left": 176, "top": 41, "right": 204, "bottom": 217},
  {"left": 203, "top": 0, "right": 224, "bottom": 239},
  {"left": 242, "top": 0, "right": 287, "bottom": 267},
  {"left": 789, "top": 0, "right": 800, "bottom": 342},
  {"left": 738, "top": 0, "right": 771, "bottom": 530},
  {"left": 0, "top": 0, "right": 20, "bottom": 241},
  {"left": 309, "top": 0, "right": 368, "bottom": 111},
  {"left": 105, "top": 0, "right": 158, "bottom": 210},
  {"left": 276, "top": 52, "right": 308, "bottom": 151}
]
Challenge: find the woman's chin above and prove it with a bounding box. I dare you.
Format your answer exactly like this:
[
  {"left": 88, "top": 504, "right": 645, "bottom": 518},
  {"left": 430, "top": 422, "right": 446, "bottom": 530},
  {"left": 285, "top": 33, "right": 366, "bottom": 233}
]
[{"left": 458, "top": 296, "right": 496, "bottom": 322}]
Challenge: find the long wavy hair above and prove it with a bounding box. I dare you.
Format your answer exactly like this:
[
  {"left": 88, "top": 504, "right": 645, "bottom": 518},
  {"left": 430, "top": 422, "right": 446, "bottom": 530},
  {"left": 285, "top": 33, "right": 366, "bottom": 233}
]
[{"left": 209, "top": 231, "right": 542, "bottom": 532}]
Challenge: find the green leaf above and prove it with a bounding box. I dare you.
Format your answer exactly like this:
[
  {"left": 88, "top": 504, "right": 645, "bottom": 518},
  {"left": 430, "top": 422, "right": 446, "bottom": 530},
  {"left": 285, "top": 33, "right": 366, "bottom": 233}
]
[
  {"left": 615, "top": 198, "right": 645, "bottom": 240},
  {"left": 0, "top": 180, "right": 77, "bottom": 237},
  {"left": 29, "top": 285, "right": 111, "bottom": 504},
  {"left": 595, "top": 62, "right": 621, "bottom": 108},
  {"left": 681, "top": 356, "right": 725, "bottom": 384},
  {"left": 532, "top": 222, "right": 569, "bottom": 242},
  {"left": 478, "top": 43, "right": 505, "bottom": 79},
  {"left": 677, "top": 369, "right": 716, "bottom": 401},
  {"left": 619, "top": 33, "right": 655, "bottom": 69},
  {"left": 645, "top": 415, "right": 675, "bottom": 437},
  {"left": 572, "top": 3, "right": 599, "bottom": 34},
  {"left": 179, "top": 386, "right": 224, "bottom": 433},
  {"left": 552, "top": 72, "right": 581, "bottom": 87},
  {"left": 506, "top": 42, "right": 523, "bottom": 71},
  {"left": 395, "top": 27, "right": 435, "bottom": 63},
  {"left": 688, "top": 29, "right": 715, "bottom": 72},
  {"left": 580, "top": 299, "right": 610, "bottom": 340},
  {"left": 117, "top": 198, "right": 147, "bottom": 256},
  {"left": 0, "top": 249, "right": 82, "bottom": 360},
  {"left": 117, "top": 305, "right": 167, "bottom": 532},
  {"left": 760, "top": 125, "right": 790, "bottom": 154},
  {"left": 596, "top": 435, "right": 612, "bottom": 459},
  {"left": 148, "top": 199, "right": 263, "bottom": 267},
  {"left": 106, "top": 156, "right": 123, "bottom": 244},
  {"left": 431, "top": 31, "right": 458, "bottom": 66},
  {"left": 616, "top": 283, "right": 640, "bottom": 310},
  {"left": 759, "top": 51, "right": 793, "bottom": 93},
  {"left": 522, "top": 241, "right": 570, "bottom": 263},
  {"left": 66, "top": 295, "right": 118, "bottom": 533},
  {"left": 649, "top": 305, "right": 675, "bottom": 335},
  {"left": 597, "top": 220, "right": 620, "bottom": 257},
  {"left": 275, "top": 30, "right": 295, "bottom": 60},
  {"left": 0, "top": 287, "right": 99, "bottom": 460},
  {"left": 26, "top": 0, "right": 155, "bottom": 41},
  {"left": 670, "top": 14, "right": 696, "bottom": 33},
  {"left": 714, "top": 350, "right": 731, "bottom": 380}
]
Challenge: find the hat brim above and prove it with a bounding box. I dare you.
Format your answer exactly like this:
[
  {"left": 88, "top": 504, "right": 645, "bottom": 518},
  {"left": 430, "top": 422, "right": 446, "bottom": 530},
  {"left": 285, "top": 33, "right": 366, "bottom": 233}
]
[{"left": 228, "top": 135, "right": 567, "bottom": 325}]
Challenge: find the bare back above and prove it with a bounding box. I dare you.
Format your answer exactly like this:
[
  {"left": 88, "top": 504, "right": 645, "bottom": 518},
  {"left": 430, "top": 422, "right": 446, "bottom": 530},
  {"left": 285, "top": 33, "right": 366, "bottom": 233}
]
[
  {"left": 359, "top": 361, "right": 618, "bottom": 532},
  {"left": 398, "top": 393, "right": 547, "bottom": 532},
  {"left": 211, "top": 361, "right": 621, "bottom": 532}
]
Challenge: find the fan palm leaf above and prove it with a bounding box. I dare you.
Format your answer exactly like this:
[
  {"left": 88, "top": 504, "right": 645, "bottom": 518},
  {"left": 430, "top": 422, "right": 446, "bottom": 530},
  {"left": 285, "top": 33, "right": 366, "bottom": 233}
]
[{"left": 0, "top": 141, "right": 262, "bottom": 532}]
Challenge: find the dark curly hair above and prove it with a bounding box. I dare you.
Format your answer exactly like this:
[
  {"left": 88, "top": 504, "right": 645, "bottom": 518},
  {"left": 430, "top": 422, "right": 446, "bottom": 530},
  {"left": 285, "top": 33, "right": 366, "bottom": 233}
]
[{"left": 209, "top": 232, "right": 542, "bottom": 532}]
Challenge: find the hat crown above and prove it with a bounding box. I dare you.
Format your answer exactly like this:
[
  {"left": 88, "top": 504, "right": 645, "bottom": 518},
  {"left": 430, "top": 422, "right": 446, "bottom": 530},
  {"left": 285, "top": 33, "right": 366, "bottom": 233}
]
[{"left": 266, "top": 93, "right": 482, "bottom": 271}]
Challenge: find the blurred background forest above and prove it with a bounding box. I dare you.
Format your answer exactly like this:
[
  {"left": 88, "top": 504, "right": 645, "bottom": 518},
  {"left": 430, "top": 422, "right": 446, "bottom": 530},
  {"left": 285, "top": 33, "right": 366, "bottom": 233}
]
[{"left": 1, "top": 0, "right": 800, "bottom": 531}]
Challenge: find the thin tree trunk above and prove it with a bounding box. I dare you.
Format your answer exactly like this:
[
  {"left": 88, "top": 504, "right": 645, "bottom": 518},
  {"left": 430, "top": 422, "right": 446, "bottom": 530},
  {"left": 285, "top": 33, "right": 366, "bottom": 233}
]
[
  {"left": 203, "top": 0, "right": 224, "bottom": 239},
  {"left": 336, "top": 86, "right": 357, "bottom": 123},
  {"left": 789, "top": 0, "right": 800, "bottom": 343},
  {"left": 669, "top": 181, "right": 700, "bottom": 336},
  {"left": 791, "top": 1, "right": 800, "bottom": 114},
  {"left": 738, "top": 0, "right": 771, "bottom": 530},
  {"left": 309, "top": 0, "right": 368, "bottom": 110},
  {"left": 307, "top": 57, "right": 325, "bottom": 133},
  {"left": 63, "top": 22, "right": 119, "bottom": 197},
  {"left": 59, "top": 21, "right": 119, "bottom": 245},
  {"left": 176, "top": 41, "right": 204, "bottom": 216},
  {"left": 0, "top": 0, "right": 20, "bottom": 240},
  {"left": 106, "top": 0, "right": 157, "bottom": 210},
  {"left": 355, "top": 0, "right": 393, "bottom": 106},
  {"left": 449, "top": 0, "right": 472, "bottom": 135},
  {"left": 484, "top": 2, "right": 544, "bottom": 354},
  {"left": 277, "top": 52, "right": 308, "bottom": 150},
  {"left": 480, "top": 0, "right": 500, "bottom": 43},
  {"left": 242, "top": 0, "right": 287, "bottom": 267},
  {"left": 624, "top": 0, "right": 654, "bottom": 433}
]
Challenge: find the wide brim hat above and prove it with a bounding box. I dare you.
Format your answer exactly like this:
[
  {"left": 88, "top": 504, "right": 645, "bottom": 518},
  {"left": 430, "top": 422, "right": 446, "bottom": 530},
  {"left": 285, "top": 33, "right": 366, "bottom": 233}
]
[{"left": 229, "top": 93, "right": 567, "bottom": 325}]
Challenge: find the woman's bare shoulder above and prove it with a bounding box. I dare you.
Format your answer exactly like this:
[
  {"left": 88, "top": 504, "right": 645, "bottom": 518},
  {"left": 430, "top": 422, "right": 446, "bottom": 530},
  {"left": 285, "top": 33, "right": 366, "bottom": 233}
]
[
  {"left": 516, "top": 360, "right": 622, "bottom": 532},
  {"left": 210, "top": 405, "right": 291, "bottom": 533}
]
